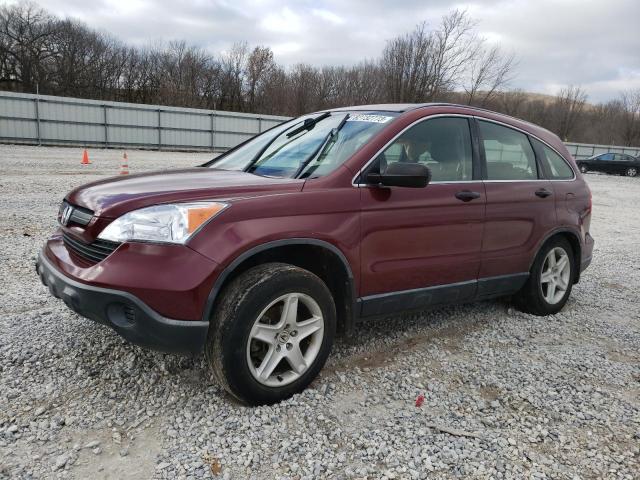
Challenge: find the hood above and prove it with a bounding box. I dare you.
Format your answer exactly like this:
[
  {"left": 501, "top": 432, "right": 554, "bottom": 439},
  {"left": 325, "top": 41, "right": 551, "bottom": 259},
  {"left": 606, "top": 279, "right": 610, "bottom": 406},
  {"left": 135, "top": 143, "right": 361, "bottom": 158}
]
[{"left": 67, "top": 168, "right": 304, "bottom": 218}]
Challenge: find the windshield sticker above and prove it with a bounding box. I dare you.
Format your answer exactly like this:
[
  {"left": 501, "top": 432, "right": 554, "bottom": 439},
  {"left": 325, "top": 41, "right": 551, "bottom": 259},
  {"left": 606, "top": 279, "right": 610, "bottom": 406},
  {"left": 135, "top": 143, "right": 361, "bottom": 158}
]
[{"left": 346, "top": 114, "right": 394, "bottom": 123}]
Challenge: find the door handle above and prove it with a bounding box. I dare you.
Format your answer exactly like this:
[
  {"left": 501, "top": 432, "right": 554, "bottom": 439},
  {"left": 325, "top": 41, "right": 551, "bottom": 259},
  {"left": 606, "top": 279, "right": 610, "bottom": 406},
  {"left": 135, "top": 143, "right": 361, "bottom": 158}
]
[
  {"left": 535, "top": 188, "right": 552, "bottom": 198},
  {"left": 455, "top": 190, "right": 481, "bottom": 202}
]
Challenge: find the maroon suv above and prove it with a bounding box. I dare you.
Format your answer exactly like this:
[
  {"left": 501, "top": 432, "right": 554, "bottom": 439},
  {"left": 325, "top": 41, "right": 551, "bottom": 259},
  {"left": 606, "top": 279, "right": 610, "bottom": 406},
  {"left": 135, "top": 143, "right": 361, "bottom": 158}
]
[{"left": 37, "top": 104, "right": 594, "bottom": 405}]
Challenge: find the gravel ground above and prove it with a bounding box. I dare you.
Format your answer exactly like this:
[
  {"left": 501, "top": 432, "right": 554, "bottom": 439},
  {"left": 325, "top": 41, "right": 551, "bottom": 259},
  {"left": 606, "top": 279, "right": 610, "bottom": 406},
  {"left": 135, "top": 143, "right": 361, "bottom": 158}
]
[{"left": 0, "top": 144, "right": 638, "bottom": 479}]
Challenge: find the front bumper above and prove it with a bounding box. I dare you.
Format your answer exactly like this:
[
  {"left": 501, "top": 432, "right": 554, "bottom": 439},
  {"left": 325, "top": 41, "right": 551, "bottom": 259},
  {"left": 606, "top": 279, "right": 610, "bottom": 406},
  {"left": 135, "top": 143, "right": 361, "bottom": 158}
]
[{"left": 36, "top": 250, "right": 209, "bottom": 355}]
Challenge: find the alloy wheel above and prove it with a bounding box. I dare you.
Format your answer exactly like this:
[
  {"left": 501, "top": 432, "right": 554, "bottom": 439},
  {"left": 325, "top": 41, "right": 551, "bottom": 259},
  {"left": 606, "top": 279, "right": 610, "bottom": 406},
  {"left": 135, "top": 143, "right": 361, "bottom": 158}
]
[
  {"left": 246, "top": 293, "right": 324, "bottom": 387},
  {"left": 579, "top": 165, "right": 588, "bottom": 173},
  {"left": 626, "top": 167, "right": 638, "bottom": 177},
  {"left": 540, "top": 247, "right": 571, "bottom": 304}
]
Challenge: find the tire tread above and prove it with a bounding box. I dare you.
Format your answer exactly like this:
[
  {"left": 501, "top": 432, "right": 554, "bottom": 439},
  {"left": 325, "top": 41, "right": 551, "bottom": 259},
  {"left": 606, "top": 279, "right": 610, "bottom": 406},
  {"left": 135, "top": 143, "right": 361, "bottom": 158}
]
[
  {"left": 205, "top": 262, "right": 335, "bottom": 405},
  {"left": 514, "top": 237, "right": 575, "bottom": 316}
]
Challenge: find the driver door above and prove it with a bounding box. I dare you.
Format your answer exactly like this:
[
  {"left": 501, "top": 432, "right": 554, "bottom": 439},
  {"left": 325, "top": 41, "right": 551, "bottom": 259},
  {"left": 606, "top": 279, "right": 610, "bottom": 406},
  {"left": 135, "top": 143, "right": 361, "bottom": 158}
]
[{"left": 358, "top": 116, "right": 485, "bottom": 317}]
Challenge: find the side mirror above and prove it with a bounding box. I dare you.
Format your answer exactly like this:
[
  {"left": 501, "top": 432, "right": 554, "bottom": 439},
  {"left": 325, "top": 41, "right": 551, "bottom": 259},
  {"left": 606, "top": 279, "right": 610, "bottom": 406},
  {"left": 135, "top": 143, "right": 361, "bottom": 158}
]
[{"left": 366, "top": 162, "right": 431, "bottom": 188}]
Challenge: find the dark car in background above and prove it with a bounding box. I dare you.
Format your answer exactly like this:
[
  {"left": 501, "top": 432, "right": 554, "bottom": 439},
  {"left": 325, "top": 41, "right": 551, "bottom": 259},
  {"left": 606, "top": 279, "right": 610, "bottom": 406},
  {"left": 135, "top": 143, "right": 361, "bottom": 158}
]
[{"left": 576, "top": 153, "right": 639, "bottom": 177}]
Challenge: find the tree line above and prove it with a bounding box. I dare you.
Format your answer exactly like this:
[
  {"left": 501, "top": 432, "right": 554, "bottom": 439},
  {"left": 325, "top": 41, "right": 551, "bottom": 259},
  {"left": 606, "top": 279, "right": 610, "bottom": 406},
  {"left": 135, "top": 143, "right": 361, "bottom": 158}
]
[{"left": 1, "top": 2, "right": 639, "bottom": 147}]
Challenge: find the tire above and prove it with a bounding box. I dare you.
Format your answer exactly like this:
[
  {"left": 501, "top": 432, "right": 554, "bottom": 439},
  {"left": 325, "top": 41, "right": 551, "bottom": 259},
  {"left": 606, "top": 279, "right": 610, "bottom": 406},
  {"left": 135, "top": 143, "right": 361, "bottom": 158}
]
[
  {"left": 514, "top": 237, "right": 575, "bottom": 316},
  {"left": 579, "top": 164, "right": 588, "bottom": 174},
  {"left": 206, "top": 263, "right": 336, "bottom": 405},
  {"left": 625, "top": 166, "right": 638, "bottom": 177}
]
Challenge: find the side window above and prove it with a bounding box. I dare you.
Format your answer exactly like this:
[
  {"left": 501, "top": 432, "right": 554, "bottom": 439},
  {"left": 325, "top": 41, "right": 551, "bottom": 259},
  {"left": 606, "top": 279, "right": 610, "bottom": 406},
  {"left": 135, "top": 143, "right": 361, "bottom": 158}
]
[
  {"left": 532, "top": 138, "right": 574, "bottom": 179},
  {"left": 479, "top": 121, "right": 537, "bottom": 180},
  {"left": 599, "top": 153, "right": 614, "bottom": 161},
  {"left": 367, "top": 117, "right": 473, "bottom": 182}
]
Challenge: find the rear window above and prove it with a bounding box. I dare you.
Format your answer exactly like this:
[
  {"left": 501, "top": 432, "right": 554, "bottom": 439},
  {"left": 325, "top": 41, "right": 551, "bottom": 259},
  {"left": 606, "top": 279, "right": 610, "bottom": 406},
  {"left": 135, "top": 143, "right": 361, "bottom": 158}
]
[
  {"left": 479, "top": 121, "right": 537, "bottom": 180},
  {"left": 532, "top": 138, "right": 574, "bottom": 180}
]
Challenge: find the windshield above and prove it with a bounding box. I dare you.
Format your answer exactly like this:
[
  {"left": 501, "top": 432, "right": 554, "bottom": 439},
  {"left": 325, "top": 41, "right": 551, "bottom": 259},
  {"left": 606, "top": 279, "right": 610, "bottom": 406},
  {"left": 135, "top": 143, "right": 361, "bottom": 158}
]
[{"left": 207, "top": 111, "right": 399, "bottom": 178}]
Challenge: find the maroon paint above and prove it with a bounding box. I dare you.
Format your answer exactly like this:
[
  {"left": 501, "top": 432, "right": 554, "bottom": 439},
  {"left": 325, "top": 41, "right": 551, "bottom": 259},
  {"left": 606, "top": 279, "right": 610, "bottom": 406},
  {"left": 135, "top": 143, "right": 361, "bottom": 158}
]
[
  {"left": 45, "top": 230, "right": 220, "bottom": 320},
  {"left": 480, "top": 180, "right": 556, "bottom": 278},
  {"left": 359, "top": 182, "right": 486, "bottom": 296},
  {"left": 43, "top": 104, "right": 593, "bottom": 323},
  {"left": 67, "top": 168, "right": 304, "bottom": 218}
]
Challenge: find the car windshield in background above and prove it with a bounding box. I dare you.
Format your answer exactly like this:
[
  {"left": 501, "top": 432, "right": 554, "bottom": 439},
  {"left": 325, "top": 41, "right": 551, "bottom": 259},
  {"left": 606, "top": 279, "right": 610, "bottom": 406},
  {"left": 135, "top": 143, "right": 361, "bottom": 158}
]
[{"left": 208, "top": 111, "right": 399, "bottom": 179}]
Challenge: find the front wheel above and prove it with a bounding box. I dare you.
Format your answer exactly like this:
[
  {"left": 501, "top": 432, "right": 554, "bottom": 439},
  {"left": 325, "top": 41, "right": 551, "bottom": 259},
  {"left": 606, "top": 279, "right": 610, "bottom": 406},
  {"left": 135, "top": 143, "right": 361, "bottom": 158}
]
[
  {"left": 625, "top": 166, "right": 638, "bottom": 177},
  {"left": 514, "top": 237, "right": 575, "bottom": 316},
  {"left": 579, "top": 164, "right": 588, "bottom": 174},
  {"left": 206, "top": 263, "right": 336, "bottom": 405}
]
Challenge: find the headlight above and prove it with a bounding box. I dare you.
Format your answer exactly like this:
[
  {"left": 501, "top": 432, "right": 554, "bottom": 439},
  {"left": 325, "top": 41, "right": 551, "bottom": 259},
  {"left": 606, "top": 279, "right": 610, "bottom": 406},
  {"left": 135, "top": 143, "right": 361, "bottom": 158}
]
[{"left": 97, "top": 202, "right": 228, "bottom": 244}]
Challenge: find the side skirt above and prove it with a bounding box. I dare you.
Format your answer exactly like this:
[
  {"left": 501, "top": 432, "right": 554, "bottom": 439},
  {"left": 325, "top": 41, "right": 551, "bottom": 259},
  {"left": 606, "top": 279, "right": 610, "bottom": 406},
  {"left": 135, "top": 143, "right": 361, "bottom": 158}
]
[
  {"left": 357, "top": 273, "right": 529, "bottom": 318},
  {"left": 476, "top": 273, "right": 529, "bottom": 300}
]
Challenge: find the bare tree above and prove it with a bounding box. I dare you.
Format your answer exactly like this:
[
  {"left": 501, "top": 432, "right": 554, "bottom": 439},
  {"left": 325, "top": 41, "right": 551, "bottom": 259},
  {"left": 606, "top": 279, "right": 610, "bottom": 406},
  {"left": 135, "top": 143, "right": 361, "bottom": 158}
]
[
  {"left": 380, "top": 21, "right": 436, "bottom": 102},
  {"left": 463, "top": 44, "right": 516, "bottom": 106},
  {"left": 259, "top": 65, "right": 289, "bottom": 114},
  {"left": 551, "top": 85, "right": 588, "bottom": 140},
  {"left": 332, "top": 61, "right": 383, "bottom": 106},
  {"left": 287, "top": 63, "right": 321, "bottom": 114},
  {"left": 497, "top": 89, "right": 528, "bottom": 116},
  {"left": 380, "top": 11, "right": 491, "bottom": 103},
  {"left": 578, "top": 100, "right": 623, "bottom": 145},
  {"left": 219, "top": 42, "right": 248, "bottom": 111},
  {"left": 0, "top": 2, "right": 57, "bottom": 93},
  {"left": 430, "top": 10, "right": 478, "bottom": 98},
  {"left": 245, "top": 46, "right": 274, "bottom": 112},
  {"left": 619, "top": 89, "right": 640, "bottom": 146}
]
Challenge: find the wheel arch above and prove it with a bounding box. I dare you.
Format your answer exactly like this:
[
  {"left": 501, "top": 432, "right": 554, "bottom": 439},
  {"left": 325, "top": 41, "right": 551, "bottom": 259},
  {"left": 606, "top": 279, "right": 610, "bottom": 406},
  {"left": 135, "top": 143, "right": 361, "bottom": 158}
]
[
  {"left": 202, "top": 239, "right": 357, "bottom": 336},
  {"left": 531, "top": 228, "right": 582, "bottom": 283}
]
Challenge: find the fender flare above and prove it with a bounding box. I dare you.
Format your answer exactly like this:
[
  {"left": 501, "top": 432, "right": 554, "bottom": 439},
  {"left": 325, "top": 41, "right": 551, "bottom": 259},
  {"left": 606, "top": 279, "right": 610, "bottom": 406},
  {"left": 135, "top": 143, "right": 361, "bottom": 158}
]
[
  {"left": 201, "top": 238, "right": 357, "bottom": 330},
  {"left": 529, "top": 227, "right": 583, "bottom": 282}
]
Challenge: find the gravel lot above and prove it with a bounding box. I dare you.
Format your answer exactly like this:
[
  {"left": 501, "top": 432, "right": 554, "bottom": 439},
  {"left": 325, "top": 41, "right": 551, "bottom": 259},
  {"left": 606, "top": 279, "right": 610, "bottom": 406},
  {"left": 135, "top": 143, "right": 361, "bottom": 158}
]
[{"left": 0, "top": 144, "right": 638, "bottom": 479}]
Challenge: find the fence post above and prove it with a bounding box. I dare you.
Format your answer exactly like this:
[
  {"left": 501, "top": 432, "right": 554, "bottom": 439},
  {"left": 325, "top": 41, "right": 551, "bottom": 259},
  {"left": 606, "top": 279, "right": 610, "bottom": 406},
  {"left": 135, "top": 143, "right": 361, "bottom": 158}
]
[
  {"left": 258, "top": 117, "right": 262, "bottom": 134},
  {"left": 34, "top": 97, "right": 41, "bottom": 146},
  {"left": 103, "top": 104, "right": 108, "bottom": 147},
  {"left": 157, "top": 109, "right": 162, "bottom": 150},
  {"left": 211, "top": 113, "right": 217, "bottom": 152}
]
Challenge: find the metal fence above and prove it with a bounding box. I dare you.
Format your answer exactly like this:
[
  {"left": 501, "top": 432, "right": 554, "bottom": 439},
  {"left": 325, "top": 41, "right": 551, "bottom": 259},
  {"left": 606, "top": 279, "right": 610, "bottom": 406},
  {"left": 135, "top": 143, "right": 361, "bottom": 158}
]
[
  {"left": 1, "top": 90, "right": 639, "bottom": 158},
  {"left": 564, "top": 142, "right": 640, "bottom": 160},
  {"left": 0, "top": 91, "right": 289, "bottom": 151}
]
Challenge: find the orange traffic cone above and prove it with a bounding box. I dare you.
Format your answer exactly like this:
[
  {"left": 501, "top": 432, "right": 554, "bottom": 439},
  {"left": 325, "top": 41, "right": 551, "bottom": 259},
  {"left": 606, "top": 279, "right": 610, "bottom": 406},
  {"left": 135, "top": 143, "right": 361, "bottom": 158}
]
[
  {"left": 119, "top": 152, "right": 129, "bottom": 175},
  {"left": 81, "top": 149, "right": 91, "bottom": 165}
]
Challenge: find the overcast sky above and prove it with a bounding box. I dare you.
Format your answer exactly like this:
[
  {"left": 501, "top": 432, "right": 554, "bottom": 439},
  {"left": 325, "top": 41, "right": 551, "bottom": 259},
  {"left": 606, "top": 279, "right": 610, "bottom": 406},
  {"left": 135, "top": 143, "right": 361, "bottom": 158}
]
[{"left": 24, "top": 0, "right": 640, "bottom": 103}]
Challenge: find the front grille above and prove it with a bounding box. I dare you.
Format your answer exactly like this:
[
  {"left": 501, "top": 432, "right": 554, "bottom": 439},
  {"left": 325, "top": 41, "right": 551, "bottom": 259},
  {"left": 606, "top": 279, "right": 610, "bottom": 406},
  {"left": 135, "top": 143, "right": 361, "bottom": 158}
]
[
  {"left": 59, "top": 200, "right": 94, "bottom": 227},
  {"left": 63, "top": 232, "right": 120, "bottom": 264}
]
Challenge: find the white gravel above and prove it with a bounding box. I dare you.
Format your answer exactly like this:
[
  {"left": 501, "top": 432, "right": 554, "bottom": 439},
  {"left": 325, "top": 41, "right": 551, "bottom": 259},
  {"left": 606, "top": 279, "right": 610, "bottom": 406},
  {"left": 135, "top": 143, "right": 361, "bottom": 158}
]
[{"left": 0, "top": 144, "right": 638, "bottom": 479}]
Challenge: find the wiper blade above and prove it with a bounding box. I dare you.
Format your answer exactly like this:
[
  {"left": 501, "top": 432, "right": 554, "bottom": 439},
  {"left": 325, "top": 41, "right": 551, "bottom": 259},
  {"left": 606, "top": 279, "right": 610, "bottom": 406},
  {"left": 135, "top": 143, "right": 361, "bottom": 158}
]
[
  {"left": 295, "top": 113, "right": 350, "bottom": 179},
  {"left": 286, "top": 112, "right": 331, "bottom": 138}
]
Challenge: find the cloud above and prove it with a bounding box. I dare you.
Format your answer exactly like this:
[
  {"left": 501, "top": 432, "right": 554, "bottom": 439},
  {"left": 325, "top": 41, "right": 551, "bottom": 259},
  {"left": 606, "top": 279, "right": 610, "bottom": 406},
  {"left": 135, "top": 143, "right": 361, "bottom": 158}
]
[
  {"left": 311, "top": 8, "right": 345, "bottom": 25},
  {"left": 25, "top": 0, "right": 640, "bottom": 102},
  {"left": 261, "top": 7, "right": 305, "bottom": 34}
]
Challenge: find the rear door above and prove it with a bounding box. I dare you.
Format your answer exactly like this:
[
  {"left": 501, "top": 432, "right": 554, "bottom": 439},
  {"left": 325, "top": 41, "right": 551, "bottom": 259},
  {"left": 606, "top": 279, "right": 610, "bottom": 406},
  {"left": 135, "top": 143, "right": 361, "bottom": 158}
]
[
  {"left": 358, "top": 116, "right": 485, "bottom": 316},
  {"left": 611, "top": 154, "right": 625, "bottom": 174},
  {"left": 596, "top": 153, "right": 613, "bottom": 173},
  {"left": 477, "top": 119, "right": 555, "bottom": 295},
  {"left": 529, "top": 137, "right": 586, "bottom": 235},
  {"left": 617, "top": 154, "right": 637, "bottom": 174}
]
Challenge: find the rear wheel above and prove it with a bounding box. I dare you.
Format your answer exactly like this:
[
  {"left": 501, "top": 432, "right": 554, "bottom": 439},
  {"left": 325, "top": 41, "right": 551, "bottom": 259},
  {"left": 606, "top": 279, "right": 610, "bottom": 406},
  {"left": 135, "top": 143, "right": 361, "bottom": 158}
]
[
  {"left": 514, "top": 237, "right": 575, "bottom": 316},
  {"left": 625, "top": 166, "right": 638, "bottom": 177},
  {"left": 579, "top": 164, "right": 588, "bottom": 174},
  {"left": 206, "top": 263, "right": 336, "bottom": 405}
]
